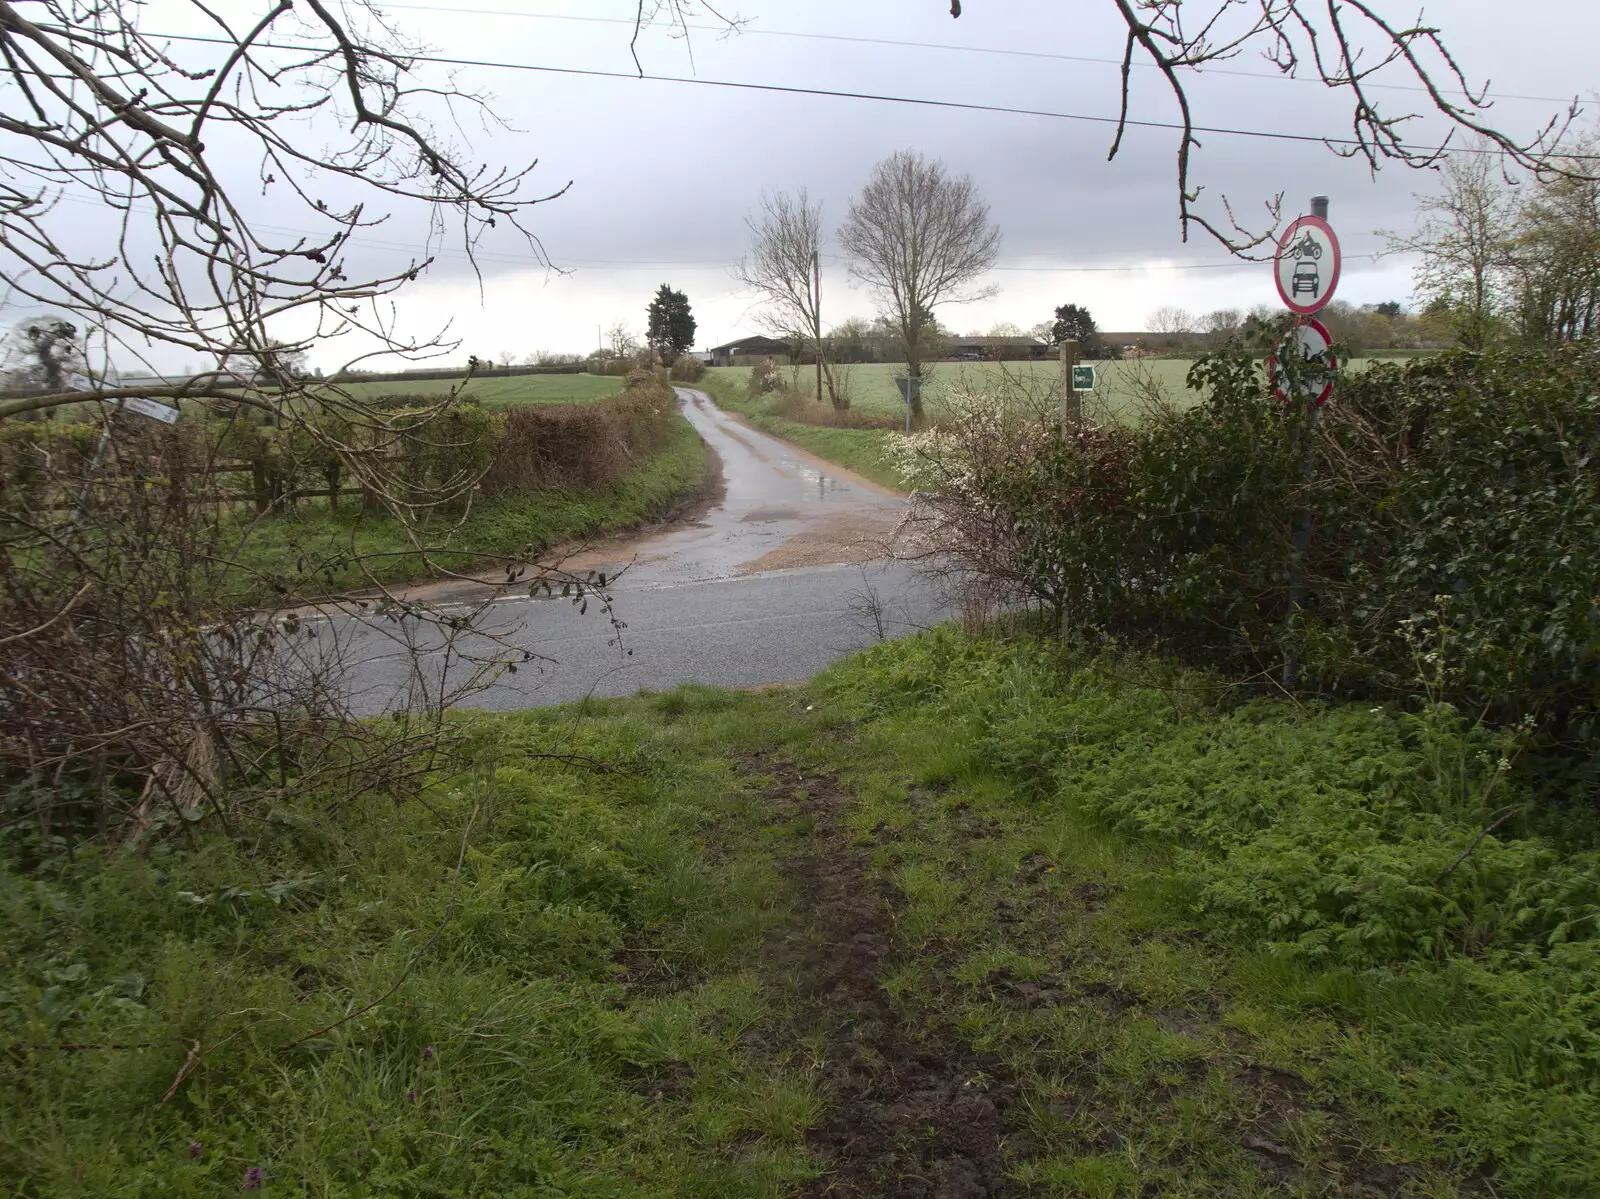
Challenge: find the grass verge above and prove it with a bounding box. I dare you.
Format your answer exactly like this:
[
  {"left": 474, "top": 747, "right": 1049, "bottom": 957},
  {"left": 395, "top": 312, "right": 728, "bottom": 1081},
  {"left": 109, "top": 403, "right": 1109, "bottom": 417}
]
[
  {"left": 0, "top": 689, "right": 815, "bottom": 1196},
  {"left": 230, "top": 409, "right": 707, "bottom": 596},
  {"left": 695, "top": 373, "right": 907, "bottom": 493},
  {"left": 6, "top": 628, "right": 1597, "bottom": 1194}
]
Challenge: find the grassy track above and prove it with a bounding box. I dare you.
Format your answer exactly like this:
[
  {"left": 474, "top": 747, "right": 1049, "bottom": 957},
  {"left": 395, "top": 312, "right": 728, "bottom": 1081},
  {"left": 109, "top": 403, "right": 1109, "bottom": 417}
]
[
  {"left": 232, "top": 410, "right": 707, "bottom": 594},
  {"left": 6, "top": 629, "right": 1594, "bottom": 1194},
  {"left": 328, "top": 373, "right": 624, "bottom": 409}
]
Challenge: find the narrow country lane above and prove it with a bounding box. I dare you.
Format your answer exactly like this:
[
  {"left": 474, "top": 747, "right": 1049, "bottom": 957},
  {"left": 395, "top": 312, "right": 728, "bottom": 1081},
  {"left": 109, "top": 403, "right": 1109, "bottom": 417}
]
[{"left": 327, "top": 388, "right": 946, "bottom": 711}]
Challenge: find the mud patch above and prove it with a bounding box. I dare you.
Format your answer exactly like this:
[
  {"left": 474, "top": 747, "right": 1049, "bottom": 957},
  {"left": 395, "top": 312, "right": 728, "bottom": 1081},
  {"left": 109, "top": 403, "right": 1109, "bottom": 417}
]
[
  {"left": 741, "top": 753, "right": 1024, "bottom": 1198},
  {"left": 735, "top": 511, "right": 903, "bottom": 575}
]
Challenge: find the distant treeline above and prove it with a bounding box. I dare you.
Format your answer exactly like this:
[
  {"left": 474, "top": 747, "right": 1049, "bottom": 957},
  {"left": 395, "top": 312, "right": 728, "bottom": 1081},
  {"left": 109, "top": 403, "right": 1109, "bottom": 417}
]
[{"left": 325, "top": 363, "right": 587, "bottom": 384}]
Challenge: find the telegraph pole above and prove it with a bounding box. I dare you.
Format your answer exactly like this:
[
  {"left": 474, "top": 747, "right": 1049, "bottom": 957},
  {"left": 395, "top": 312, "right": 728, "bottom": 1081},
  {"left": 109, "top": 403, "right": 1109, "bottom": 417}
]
[{"left": 813, "top": 248, "right": 823, "bottom": 404}]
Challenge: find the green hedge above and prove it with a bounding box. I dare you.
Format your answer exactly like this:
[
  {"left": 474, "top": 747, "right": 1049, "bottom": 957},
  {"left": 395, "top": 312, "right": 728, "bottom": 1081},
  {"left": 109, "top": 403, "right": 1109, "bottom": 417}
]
[{"left": 973, "top": 341, "right": 1600, "bottom": 739}]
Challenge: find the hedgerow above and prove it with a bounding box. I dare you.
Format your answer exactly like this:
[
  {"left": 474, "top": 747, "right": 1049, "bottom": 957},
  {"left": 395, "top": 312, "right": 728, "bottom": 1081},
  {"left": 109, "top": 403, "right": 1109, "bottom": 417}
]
[{"left": 895, "top": 340, "right": 1600, "bottom": 746}]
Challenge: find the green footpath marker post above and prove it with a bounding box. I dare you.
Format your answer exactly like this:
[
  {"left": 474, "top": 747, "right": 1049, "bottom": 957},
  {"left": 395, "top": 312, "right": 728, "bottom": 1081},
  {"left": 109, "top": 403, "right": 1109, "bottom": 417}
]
[
  {"left": 1072, "top": 364, "right": 1096, "bottom": 392},
  {"left": 1059, "top": 340, "right": 1079, "bottom": 426}
]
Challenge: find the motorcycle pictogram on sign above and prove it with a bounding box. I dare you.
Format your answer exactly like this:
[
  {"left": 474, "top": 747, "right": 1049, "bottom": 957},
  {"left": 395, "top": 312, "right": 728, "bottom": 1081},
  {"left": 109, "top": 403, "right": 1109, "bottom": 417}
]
[{"left": 1274, "top": 216, "right": 1341, "bottom": 315}]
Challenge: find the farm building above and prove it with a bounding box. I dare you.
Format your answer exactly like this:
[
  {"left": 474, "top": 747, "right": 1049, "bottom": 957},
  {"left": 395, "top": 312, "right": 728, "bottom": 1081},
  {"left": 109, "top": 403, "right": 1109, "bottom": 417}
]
[
  {"left": 946, "top": 335, "right": 1050, "bottom": 361},
  {"left": 708, "top": 335, "right": 793, "bottom": 366}
]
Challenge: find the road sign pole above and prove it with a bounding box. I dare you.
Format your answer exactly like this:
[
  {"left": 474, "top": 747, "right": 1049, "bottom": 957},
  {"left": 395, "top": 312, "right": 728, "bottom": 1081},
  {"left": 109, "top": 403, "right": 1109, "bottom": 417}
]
[
  {"left": 1060, "top": 340, "right": 1079, "bottom": 427},
  {"left": 1282, "top": 195, "right": 1329, "bottom": 690}
]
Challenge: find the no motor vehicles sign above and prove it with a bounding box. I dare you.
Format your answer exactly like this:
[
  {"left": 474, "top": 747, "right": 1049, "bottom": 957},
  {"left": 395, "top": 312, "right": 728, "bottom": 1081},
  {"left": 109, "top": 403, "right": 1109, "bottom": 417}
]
[{"left": 1274, "top": 215, "right": 1341, "bottom": 316}]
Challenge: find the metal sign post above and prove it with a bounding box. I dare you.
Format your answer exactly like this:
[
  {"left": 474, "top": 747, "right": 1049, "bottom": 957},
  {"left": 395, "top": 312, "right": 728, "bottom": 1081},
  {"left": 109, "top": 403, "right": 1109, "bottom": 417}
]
[
  {"left": 1274, "top": 195, "right": 1339, "bottom": 689},
  {"left": 893, "top": 374, "right": 919, "bottom": 433}
]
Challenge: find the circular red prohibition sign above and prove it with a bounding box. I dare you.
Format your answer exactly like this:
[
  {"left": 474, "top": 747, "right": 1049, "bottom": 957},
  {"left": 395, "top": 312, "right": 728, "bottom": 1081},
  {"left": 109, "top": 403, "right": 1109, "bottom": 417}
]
[
  {"left": 1273, "top": 215, "right": 1342, "bottom": 316},
  {"left": 1269, "top": 318, "right": 1338, "bottom": 407}
]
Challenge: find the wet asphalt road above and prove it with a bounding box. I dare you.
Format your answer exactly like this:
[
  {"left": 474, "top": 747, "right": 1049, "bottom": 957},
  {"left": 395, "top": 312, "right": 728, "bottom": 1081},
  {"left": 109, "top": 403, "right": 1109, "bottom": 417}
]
[{"left": 330, "top": 389, "right": 944, "bottom": 711}]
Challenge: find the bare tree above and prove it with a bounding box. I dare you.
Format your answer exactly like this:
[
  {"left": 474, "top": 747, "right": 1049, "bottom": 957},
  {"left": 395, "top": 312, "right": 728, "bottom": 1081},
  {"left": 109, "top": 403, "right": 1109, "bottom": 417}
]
[
  {"left": 1508, "top": 140, "right": 1600, "bottom": 344},
  {"left": 1383, "top": 145, "right": 1518, "bottom": 349},
  {"left": 0, "top": 0, "right": 571, "bottom": 429},
  {"left": 607, "top": 321, "right": 641, "bottom": 361},
  {"left": 839, "top": 150, "right": 1001, "bottom": 420},
  {"left": 940, "top": 3, "right": 1588, "bottom": 252},
  {"left": 1200, "top": 308, "right": 1243, "bottom": 343},
  {"left": 737, "top": 189, "right": 842, "bottom": 407},
  {"left": 1147, "top": 306, "right": 1195, "bottom": 336},
  {"left": 627, "top": 1, "right": 744, "bottom": 74}
]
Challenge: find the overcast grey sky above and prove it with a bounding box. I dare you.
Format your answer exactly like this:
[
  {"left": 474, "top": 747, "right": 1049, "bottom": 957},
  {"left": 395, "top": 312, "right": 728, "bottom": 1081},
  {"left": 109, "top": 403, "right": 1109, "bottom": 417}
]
[{"left": 21, "top": 1, "right": 1600, "bottom": 370}]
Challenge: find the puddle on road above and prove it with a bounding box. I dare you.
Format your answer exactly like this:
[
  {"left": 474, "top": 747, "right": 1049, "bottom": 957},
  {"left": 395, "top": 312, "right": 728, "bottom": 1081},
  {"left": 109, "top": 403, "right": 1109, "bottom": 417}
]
[
  {"left": 739, "top": 507, "right": 803, "bottom": 524},
  {"left": 798, "top": 466, "right": 851, "bottom": 498}
]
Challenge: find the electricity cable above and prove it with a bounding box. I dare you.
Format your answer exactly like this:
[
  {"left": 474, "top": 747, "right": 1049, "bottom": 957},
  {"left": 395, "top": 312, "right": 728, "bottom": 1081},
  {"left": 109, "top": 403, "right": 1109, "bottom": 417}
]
[
  {"left": 138, "top": 29, "right": 1574, "bottom": 160},
  {"left": 376, "top": 2, "right": 1581, "bottom": 107}
]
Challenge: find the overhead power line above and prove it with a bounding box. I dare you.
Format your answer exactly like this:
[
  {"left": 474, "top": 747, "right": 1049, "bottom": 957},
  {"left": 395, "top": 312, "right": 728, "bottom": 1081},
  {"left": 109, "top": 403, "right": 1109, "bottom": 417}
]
[
  {"left": 49, "top": 189, "right": 1391, "bottom": 275},
  {"left": 378, "top": 2, "right": 1580, "bottom": 107},
  {"left": 145, "top": 31, "right": 1556, "bottom": 160}
]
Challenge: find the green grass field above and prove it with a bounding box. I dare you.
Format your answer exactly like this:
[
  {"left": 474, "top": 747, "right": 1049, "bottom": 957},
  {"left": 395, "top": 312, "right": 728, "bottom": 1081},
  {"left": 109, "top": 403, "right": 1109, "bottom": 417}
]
[
  {"left": 707, "top": 360, "right": 1188, "bottom": 423},
  {"left": 328, "top": 372, "right": 624, "bottom": 409},
  {"left": 708, "top": 357, "right": 1409, "bottom": 424},
  {"left": 698, "top": 357, "right": 1419, "bottom": 491}
]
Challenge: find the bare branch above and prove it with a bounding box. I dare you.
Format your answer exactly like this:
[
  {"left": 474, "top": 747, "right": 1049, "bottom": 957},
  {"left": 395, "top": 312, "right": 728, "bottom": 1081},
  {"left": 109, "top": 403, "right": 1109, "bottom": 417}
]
[{"left": 949, "top": 0, "right": 1587, "bottom": 253}]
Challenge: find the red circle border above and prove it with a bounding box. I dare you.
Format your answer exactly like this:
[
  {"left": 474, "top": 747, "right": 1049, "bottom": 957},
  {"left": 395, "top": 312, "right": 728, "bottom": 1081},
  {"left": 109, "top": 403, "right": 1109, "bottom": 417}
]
[
  {"left": 1269, "top": 317, "right": 1337, "bottom": 407},
  {"left": 1274, "top": 215, "right": 1342, "bottom": 315}
]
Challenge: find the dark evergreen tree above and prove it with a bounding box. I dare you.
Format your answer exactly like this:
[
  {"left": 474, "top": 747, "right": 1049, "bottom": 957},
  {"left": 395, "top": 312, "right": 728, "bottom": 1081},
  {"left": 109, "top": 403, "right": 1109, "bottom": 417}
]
[
  {"left": 646, "top": 284, "right": 697, "bottom": 363},
  {"left": 1049, "top": 303, "right": 1109, "bottom": 358}
]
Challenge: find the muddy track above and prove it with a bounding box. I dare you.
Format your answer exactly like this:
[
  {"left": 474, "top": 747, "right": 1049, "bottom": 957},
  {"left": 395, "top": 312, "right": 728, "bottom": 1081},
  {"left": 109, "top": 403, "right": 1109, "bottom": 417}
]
[{"left": 741, "top": 753, "right": 1026, "bottom": 1199}]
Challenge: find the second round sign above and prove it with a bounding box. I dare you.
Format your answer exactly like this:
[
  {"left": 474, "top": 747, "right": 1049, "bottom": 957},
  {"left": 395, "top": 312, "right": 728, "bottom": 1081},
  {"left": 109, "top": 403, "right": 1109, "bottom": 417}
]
[
  {"left": 1269, "top": 319, "right": 1338, "bottom": 407},
  {"left": 1274, "top": 215, "right": 1341, "bottom": 315}
]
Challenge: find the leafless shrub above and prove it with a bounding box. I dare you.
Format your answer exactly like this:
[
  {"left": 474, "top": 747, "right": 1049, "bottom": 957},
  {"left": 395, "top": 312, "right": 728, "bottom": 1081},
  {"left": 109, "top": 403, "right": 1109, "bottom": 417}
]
[
  {"left": 887, "top": 377, "right": 1062, "bottom": 611},
  {"left": 0, "top": 2, "right": 656, "bottom": 840},
  {"left": 481, "top": 377, "right": 677, "bottom": 495},
  {"left": 0, "top": 418, "right": 543, "bottom": 842},
  {"left": 769, "top": 389, "right": 899, "bottom": 430}
]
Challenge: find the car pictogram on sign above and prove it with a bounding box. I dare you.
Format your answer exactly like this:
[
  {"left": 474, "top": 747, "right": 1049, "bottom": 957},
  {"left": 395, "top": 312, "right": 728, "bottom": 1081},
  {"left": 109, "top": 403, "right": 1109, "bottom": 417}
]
[{"left": 1274, "top": 215, "right": 1341, "bottom": 315}]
